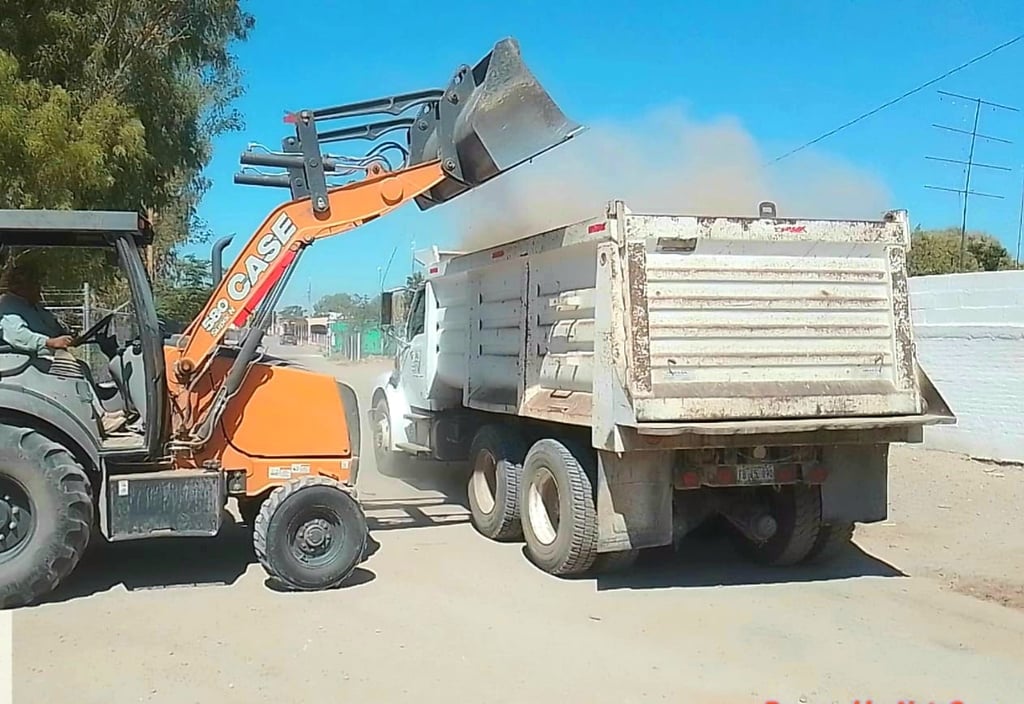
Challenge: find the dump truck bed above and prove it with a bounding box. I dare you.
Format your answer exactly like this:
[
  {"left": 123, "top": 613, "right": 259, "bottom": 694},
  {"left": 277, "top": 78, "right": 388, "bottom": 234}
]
[{"left": 423, "top": 202, "right": 937, "bottom": 438}]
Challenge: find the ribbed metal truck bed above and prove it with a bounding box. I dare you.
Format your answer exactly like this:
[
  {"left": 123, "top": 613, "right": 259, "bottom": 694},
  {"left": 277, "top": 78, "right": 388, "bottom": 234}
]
[{"left": 422, "top": 201, "right": 950, "bottom": 450}]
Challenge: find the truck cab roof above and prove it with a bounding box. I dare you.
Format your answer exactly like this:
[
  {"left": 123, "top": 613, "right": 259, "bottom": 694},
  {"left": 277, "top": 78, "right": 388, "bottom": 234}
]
[{"left": 0, "top": 209, "right": 154, "bottom": 249}]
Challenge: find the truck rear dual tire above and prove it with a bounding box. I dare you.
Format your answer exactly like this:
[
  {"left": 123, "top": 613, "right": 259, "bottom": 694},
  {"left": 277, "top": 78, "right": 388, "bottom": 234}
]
[
  {"left": 804, "top": 522, "right": 855, "bottom": 563},
  {"left": 467, "top": 426, "right": 527, "bottom": 542},
  {"left": 253, "top": 476, "right": 368, "bottom": 591},
  {"left": 520, "top": 439, "right": 599, "bottom": 575},
  {"left": 591, "top": 548, "right": 640, "bottom": 573},
  {"left": 732, "top": 484, "right": 822, "bottom": 566},
  {"left": 0, "top": 425, "right": 93, "bottom": 609}
]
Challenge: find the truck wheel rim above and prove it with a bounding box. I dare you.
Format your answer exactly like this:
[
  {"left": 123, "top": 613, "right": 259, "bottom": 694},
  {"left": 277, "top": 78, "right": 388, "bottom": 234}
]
[
  {"left": 0, "top": 477, "right": 34, "bottom": 563},
  {"left": 527, "top": 466, "right": 559, "bottom": 546},
  {"left": 471, "top": 449, "right": 497, "bottom": 515},
  {"left": 373, "top": 408, "right": 390, "bottom": 453}
]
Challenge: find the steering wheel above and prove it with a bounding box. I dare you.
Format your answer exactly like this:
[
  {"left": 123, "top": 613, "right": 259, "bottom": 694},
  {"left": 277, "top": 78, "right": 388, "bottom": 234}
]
[{"left": 72, "top": 311, "right": 116, "bottom": 348}]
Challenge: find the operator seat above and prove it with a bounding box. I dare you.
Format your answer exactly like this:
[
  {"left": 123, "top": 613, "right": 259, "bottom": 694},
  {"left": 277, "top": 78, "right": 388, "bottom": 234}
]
[{"left": 107, "top": 345, "right": 147, "bottom": 429}]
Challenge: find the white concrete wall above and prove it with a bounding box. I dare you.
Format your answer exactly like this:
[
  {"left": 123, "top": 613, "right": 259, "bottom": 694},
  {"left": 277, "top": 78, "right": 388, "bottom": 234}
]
[{"left": 910, "top": 270, "right": 1024, "bottom": 463}]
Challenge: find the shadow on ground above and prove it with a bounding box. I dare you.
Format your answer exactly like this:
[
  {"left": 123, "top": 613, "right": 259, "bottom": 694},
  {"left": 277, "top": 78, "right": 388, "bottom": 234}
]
[
  {"left": 36, "top": 519, "right": 255, "bottom": 606},
  {"left": 593, "top": 533, "right": 906, "bottom": 592},
  {"left": 37, "top": 520, "right": 384, "bottom": 607},
  {"left": 362, "top": 496, "right": 470, "bottom": 532},
  {"left": 373, "top": 460, "right": 471, "bottom": 509}
]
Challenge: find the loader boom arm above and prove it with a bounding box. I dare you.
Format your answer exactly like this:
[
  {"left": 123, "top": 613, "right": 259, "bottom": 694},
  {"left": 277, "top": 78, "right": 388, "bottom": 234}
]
[
  {"left": 165, "top": 36, "right": 580, "bottom": 448},
  {"left": 173, "top": 161, "right": 445, "bottom": 381}
]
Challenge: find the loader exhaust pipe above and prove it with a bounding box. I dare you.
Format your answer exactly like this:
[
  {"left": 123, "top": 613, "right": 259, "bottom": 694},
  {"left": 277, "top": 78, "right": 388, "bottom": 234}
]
[
  {"left": 211, "top": 234, "right": 234, "bottom": 283},
  {"left": 408, "top": 38, "right": 583, "bottom": 209}
]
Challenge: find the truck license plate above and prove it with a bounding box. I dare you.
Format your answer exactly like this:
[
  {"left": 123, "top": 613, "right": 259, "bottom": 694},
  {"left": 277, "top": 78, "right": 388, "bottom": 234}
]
[{"left": 736, "top": 464, "right": 775, "bottom": 484}]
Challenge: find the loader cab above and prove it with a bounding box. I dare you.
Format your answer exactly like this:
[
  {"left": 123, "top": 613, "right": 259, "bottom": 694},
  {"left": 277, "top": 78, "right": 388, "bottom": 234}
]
[{"left": 0, "top": 210, "right": 167, "bottom": 462}]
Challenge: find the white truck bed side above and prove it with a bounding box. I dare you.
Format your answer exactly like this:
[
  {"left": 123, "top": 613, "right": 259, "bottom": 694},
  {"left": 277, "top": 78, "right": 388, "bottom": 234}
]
[{"left": 418, "top": 202, "right": 942, "bottom": 442}]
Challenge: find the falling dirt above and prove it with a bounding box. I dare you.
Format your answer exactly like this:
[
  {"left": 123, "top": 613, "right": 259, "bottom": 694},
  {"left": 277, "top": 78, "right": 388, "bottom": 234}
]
[{"left": 451, "top": 106, "right": 891, "bottom": 250}]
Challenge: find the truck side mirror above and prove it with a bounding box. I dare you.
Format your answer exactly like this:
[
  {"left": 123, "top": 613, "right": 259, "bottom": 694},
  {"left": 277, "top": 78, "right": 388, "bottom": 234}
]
[{"left": 380, "top": 291, "right": 395, "bottom": 327}]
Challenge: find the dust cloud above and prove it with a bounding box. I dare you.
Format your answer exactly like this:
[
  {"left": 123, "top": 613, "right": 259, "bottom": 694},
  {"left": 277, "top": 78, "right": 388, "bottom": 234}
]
[{"left": 450, "top": 107, "right": 890, "bottom": 250}]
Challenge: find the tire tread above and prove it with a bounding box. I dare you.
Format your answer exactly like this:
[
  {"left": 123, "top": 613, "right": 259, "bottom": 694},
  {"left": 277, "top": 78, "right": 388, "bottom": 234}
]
[
  {"left": 0, "top": 426, "right": 93, "bottom": 609},
  {"left": 467, "top": 426, "right": 526, "bottom": 542},
  {"left": 253, "top": 476, "right": 367, "bottom": 590},
  {"left": 522, "top": 439, "right": 598, "bottom": 576}
]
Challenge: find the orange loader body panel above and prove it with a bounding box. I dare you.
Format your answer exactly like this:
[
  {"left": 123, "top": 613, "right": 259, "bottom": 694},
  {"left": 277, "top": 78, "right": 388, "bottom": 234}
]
[{"left": 165, "top": 347, "right": 357, "bottom": 497}]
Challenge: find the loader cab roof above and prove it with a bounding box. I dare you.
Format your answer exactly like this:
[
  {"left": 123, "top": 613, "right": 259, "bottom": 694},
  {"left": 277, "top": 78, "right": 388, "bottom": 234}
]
[{"left": 0, "top": 209, "right": 153, "bottom": 249}]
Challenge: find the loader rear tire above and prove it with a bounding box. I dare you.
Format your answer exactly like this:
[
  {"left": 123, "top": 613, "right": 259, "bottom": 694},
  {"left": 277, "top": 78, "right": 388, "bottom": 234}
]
[
  {"left": 521, "top": 439, "right": 598, "bottom": 576},
  {"left": 253, "top": 476, "right": 367, "bottom": 591},
  {"left": 803, "top": 522, "right": 855, "bottom": 563},
  {"left": 467, "top": 426, "right": 527, "bottom": 542},
  {"left": 0, "top": 425, "right": 92, "bottom": 609},
  {"left": 731, "top": 485, "right": 822, "bottom": 566}
]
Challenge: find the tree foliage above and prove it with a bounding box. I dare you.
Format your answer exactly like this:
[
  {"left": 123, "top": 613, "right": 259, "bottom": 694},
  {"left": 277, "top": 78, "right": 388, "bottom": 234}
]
[
  {"left": 278, "top": 304, "right": 306, "bottom": 319},
  {"left": 0, "top": 0, "right": 254, "bottom": 311},
  {"left": 908, "top": 227, "right": 1016, "bottom": 276},
  {"left": 314, "top": 292, "right": 379, "bottom": 328},
  {"left": 153, "top": 254, "right": 212, "bottom": 325}
]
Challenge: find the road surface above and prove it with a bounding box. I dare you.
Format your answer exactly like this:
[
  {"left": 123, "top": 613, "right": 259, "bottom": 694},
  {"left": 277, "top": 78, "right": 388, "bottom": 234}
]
[{"left": 14, "top": 344, "right": 1024, "bottom": 703}]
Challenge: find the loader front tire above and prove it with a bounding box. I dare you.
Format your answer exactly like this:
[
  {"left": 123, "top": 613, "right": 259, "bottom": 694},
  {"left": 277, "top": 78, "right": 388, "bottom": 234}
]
[
  {"left": 253, "top": 477, "right": 368, "bottom": 591},
  {"left": 467, "top": 426, "right": 527, "bottom": 542},
  {"left": 0, "top": 425, "right": 92, "bottom": 609},
  {"left": 521, "top": 439, "right": 598, "bottom": 576}
]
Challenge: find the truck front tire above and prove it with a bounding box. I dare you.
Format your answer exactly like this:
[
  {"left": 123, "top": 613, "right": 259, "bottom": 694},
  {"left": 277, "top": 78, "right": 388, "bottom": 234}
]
[
  {"left": 0, "top": 425, "right": 93, "bottom": 609},
  {"left": 371, "top": 397, "right": 403, "bottom": 478},
  {"left": 467, "top": 426, "right": 527, "bottom": 541},
  {"left": 520, "top": 439, "right": 598, "bottom": 575}
]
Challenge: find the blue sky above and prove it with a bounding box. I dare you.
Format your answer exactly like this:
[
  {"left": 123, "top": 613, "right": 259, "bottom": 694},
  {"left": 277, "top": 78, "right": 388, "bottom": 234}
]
[{"left": 196, "top": 0, "right": 1024, "bottom": 307}]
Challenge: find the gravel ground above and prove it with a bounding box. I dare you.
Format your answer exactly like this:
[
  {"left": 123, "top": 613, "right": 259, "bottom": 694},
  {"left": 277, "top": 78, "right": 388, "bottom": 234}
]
[{"left": 14, "top": 347, "right": 1024, "bottom": 703}]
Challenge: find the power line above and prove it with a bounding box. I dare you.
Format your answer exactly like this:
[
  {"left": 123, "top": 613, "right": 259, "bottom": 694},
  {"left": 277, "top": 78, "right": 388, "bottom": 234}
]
[
  {"left": 1017, "top": 168, "right": 1024, "bottom": 268},
  {"left": 769, "top": 32, "right": 1024, "bottom": 165}
]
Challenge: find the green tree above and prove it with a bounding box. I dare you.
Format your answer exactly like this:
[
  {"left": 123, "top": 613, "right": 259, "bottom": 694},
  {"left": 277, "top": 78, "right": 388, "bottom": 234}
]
[
  {"left": 314, "top": 292, "right": 378, "bottom": 327},
  {"left": 278, "top": 305, "right": 306, "bottom": 319},
  {"left": 402, "top": 271, "right": 424, "bottom": 310},
  {"left": 314, "top": 292, "right": 359, "bottom": 316},
  {"left": 0, "top": 0, "right": 254, "bottom": 309},
  {"left": 153, "top": 254, "right": 212, "bottom": 326},
  {"left": 908, "top": 227, "right": 1015, "bottom": 276}
]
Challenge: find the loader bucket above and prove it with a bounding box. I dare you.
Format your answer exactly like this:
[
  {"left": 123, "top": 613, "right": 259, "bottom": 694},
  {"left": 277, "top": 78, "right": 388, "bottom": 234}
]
[{"left": 408, "top": 38, "right": 581, "bottom": 209}]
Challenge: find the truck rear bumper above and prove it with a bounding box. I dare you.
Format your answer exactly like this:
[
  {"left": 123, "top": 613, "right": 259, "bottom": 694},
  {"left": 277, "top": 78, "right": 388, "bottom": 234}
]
[{"left": 633, "top": 412, "right": 956, "bottom": 437}]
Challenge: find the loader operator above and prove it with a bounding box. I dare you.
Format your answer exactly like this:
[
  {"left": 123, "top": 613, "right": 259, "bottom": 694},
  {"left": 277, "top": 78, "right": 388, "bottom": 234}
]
[{"left": 0, "top": 259, "right": 127, "bottom": 434}]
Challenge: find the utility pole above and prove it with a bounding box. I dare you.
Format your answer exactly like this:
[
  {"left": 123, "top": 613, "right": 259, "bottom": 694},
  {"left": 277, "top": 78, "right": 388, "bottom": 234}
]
[
  {"left": 1017, "top": 167, "right": 1024, "bottom": 268},
  {"left": 925, "top": 90, "right": 1017, "bottom": 272}
]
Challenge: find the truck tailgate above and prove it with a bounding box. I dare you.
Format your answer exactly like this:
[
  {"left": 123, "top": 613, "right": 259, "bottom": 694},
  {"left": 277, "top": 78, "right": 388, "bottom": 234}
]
[{"left": 623, "top": 214, "right": 920, "bottom": 422}]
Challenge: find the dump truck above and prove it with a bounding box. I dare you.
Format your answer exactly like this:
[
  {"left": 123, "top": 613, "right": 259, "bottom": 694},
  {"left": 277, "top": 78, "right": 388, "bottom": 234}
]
[
  {"left": 371, "top": 200, "right": 955, "bottom": 575},
  {"left": 0, "top": 37, "right": 577, "bottom": 607}
]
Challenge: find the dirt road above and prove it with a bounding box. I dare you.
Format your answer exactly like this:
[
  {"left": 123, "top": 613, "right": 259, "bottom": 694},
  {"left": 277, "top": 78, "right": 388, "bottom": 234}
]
[{"left": 14, "top": 347, "right": 1024, "bottom": 703}]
